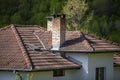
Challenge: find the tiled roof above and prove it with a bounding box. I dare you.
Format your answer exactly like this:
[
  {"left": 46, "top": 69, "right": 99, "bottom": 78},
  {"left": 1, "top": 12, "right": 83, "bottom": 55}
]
[
  {"left": 114, "top": 53, "right": 120, "bottom": 66},
  {"left": 84, "top": 34, "right": 120, "bottom": 51},
  {"left": 0, "top": 26, "right": 28, "bottom": 69},
  {"left": 36, "top": 30, "right": 120, "bottom": 51},
  {"left": 60, "top": 32, "right": 120, "bottom": 51},
  {"left": 60, "top": 31, "right": 93, "bottom": 50},
  {"left": 0, "top": 24, "right": 120, "bottom": 70},
  {"left": 0, "top": 25, "right": 80, "bottom": 70},
  {"left": 35, "top": 30, "right": 52, "bottom": 49}
]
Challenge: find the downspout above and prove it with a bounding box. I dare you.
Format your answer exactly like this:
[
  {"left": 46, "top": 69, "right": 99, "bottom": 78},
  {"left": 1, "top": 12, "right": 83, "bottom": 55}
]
[{"left": 33, "top": 32, "right": 46, "bottom": 49}]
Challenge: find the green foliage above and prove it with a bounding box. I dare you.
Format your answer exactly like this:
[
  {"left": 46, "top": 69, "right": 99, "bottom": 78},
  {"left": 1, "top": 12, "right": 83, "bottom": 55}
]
[
  {"left": 11, "top": 13, "right": 22, "bottom": 24},
  {"left": 63, "top": 0, "right": 88, "bottom": 30},
  {"left": 15, "top": 72, "right": 22, "bottom": 80},
  {"left": 50, "top": 0, "right": 66, "bottom": 14},
  {"left": 0, "top": 0, "right": 120, "bottom": 43},
  {"left": 27, "top": 73, "right": 33, "bottom": 80},
  {"left": 0, "top": 0, "right": 63, "bottom": 27}
]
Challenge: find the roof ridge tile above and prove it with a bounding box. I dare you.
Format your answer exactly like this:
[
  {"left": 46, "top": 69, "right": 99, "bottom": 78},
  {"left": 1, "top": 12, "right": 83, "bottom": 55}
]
[
  {"left": 0, "top": 25, "right": 12, "bottom": 31},
  {"left": 11, "top": 25, "right": 33, "bottom": 69}
]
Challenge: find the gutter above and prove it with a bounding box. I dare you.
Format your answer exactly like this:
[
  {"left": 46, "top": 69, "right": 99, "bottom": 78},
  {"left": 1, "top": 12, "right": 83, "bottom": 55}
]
[
  {"left": 0, "top": 68, "right": 32, "bottom": 72},
  {"left": 39, "top": 48, "right": 120, "bottom": 53},
  {"left": 0, "top": 66, "right": 81, "bottom": 72}
]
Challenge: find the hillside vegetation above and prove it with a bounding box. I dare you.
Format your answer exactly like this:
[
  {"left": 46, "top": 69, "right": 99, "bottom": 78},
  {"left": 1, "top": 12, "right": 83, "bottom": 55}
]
[{"left": 0, "top": 0, "right": 120, "bottom": 43}]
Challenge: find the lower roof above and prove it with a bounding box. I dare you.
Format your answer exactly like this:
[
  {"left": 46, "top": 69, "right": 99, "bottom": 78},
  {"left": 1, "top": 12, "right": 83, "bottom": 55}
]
[{"left": 114, "top": 53, "right": 120, "bottom": 67}]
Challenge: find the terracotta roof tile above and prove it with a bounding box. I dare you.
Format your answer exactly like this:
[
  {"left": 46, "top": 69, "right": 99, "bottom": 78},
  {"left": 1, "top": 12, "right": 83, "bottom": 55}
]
[
  {"left": 114, "top": 53, "right": 120, "bottom": 66},
  {"left": 60, "top": 31, "right": 93, "bottom": 50},
  {"left": 0, "top": 26, "right": 28, "bottom": 69},
  {"left": 84, "top": 34, "right": 120, "bottom": 51},
  {"left": 36, "top": 30, "right": 52, "bottom": 49}
]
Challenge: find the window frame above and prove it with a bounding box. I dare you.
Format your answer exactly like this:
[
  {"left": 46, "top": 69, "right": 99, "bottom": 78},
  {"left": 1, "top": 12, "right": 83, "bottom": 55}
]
[
  {"left": 53, "top": 70, "right": 65, "bottom": 77},
  {"left": 96, "top": 67, "right": 105, "bottom": 80}
]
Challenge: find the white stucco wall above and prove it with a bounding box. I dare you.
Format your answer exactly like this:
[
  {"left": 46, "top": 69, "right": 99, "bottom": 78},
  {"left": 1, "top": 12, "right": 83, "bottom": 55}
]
[
  {"left": 66, "top": 53, "right": 88, "bottom": 80},
  {"left": 114, "top": 67, "right": 120, "bottom": 80},
  {"left": 0, "top": 71, "right": 15, "bottom": 80},
  {"left": 66, "top": 53, "right": 114, "bottom": 80},
  {"left": 88, "top": 53, "right": 113, "bottom": 80},
  {"left": 0, "top": 70, "right": 74, "bottom": 80}
]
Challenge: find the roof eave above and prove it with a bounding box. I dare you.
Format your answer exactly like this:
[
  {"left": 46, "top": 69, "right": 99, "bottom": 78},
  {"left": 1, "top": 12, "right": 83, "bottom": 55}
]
[
  {"left": 0, "top": 66, "right": 81, "bottom": 72},
  {"left": 49, "top": 49, "right": 120, "bottom": 53}
]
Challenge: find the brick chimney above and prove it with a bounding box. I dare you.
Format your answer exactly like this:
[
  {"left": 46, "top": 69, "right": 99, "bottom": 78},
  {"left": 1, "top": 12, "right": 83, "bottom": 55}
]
[{"left": 47, "top": 14, "right": 66, "bottom": 50}]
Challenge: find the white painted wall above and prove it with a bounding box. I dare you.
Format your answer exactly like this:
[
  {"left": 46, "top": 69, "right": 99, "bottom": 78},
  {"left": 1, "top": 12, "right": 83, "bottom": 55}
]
[
  {"left": 0, "top": 71, "right": 15, "bottom": 80},
  {"left": 66, "top": 53, "right": 114, "bottom": 80},
  {"left": 0, "top": 70, "right": 74, "bottom": 80},
  {"left": 114, "top": 67, "right": 120, "bottom": 80},
  {"left": 66, "top": 53, "right": 88, "bottom": 80},
  {"left": 31, "top": 70, "right": 74, "bottom": 80},
  {"left": 0, "top": 69, "right": 73, "bottom": 80},
  {"left": 88, "top": 53, "right": 113, "bottom": 80}
]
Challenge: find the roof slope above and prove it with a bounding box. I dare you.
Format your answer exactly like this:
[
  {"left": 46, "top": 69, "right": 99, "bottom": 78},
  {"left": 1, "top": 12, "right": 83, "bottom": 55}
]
[
  {"left": 0, "top": 26, "right": 28, "bottom": 69},
  {"left": 0, "top": 25, "right": 80, "bottom": 71},
  {"left": 61, "top": 32, "right": 120, "bottom": 51},
  {"left": 84, "top": 34, "right": 120, "bottom": 51}
]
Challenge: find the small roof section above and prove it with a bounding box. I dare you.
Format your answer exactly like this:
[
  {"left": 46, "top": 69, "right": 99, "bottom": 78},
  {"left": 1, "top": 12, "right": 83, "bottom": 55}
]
[{"left": 114, "top": 53, "right": 120, "bottom": 67}]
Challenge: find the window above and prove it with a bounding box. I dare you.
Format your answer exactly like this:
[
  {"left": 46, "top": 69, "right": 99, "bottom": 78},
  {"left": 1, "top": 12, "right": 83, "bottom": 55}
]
[
  {"left": 53, "top": 70, "right": 64, "bottom": 77},
  {"left": 96, "top": 67, "right": 105, "bottom": 80}
]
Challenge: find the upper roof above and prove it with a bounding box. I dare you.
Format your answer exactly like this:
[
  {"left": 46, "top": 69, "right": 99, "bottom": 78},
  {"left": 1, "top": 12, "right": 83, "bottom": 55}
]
[
  {"left": 36, "top": 29, "right": 120, "bottom": 52},
  {"left": 0, "top": 24, "right": 120, "bottom": 70},
  {"left": 0, "top": 25, "right": 80, "bottom": 71}
]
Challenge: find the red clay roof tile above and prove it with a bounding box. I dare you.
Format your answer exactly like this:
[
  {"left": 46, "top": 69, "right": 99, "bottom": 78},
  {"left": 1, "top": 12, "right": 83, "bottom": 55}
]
[{"left": 0, "top": 26, "right": 28, "bottom": 69}]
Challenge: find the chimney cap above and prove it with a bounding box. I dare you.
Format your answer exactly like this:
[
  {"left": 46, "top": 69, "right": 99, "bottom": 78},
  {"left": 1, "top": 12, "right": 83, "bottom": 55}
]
[
  {"left": 46, "top": 16, "right": 53, "bottom": 19},
  {"left": 52, "top": 14, "right": 66, "bottom": 18},
  {"left": 46, "top": 14, "right": 66, "bottom": 19}
]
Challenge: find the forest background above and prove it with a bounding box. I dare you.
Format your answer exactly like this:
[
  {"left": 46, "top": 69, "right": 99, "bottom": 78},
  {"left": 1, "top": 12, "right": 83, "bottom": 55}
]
[{"left": 0, "top": 0, "right": 120, "bottom": 43}]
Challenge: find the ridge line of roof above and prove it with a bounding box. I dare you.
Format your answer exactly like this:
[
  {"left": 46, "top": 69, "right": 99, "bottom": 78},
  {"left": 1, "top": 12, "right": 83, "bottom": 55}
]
[
  {"left": 84, "top": 33, "right": 120, "bottom": 47},
  {"left": 12, "top": 24, "right": 40, "bottom": 27},
  {"left": 0, "top": 25, "right": 11, "bottom": 31},
  {"left": 11, "top": 25, "right": 33, "bottom": 70}
]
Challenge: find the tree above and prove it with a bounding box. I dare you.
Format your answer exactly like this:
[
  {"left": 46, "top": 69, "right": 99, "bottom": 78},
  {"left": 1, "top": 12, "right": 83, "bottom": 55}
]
[
  {"left": 50, "top": 0, "right": 65, "bottom": 14},
  {"left": 30, "top": 0, "right": 50, "bottom": 27},
  {"left": 63, "top": 0, "right": 88, "bottom": 30}
]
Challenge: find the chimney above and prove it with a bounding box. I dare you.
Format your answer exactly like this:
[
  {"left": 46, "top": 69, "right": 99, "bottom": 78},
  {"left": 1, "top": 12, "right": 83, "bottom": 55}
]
[{"left": 47, "top": 14, "right": 66, "bottom": 50}]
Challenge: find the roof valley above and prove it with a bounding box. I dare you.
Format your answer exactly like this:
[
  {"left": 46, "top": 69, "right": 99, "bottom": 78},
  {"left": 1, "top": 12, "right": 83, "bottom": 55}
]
[
  {"left": 11, "top": 25, "right": 33, "bottom": 69},
  {"left": 81, "top": 32, "right": 95, "bottom": 51}
]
